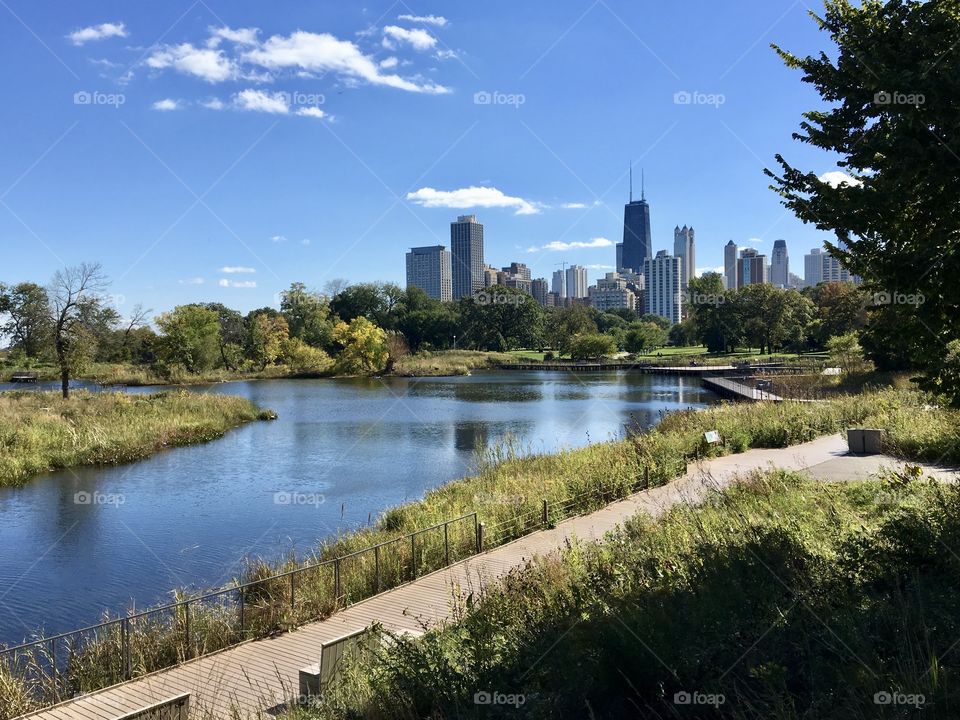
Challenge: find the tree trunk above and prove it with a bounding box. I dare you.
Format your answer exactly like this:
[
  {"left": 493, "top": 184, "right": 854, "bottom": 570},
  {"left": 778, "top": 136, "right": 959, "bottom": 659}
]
[{"left": 60, "top": 368, "right": 70, "bottom": 399}]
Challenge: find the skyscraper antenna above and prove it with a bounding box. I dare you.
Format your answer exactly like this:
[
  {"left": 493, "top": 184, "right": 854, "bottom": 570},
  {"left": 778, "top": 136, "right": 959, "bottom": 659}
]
[
  {"left": 641, "top": 169, "right": 645, "bottom": 201},
  {"left": 629, "top": 163, "right": 633, "bottom": 203}
]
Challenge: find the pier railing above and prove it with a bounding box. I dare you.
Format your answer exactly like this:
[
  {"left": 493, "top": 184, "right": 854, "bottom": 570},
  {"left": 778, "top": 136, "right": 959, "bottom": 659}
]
[{"left": 0, "top": 455, "right": 696, "bottom": 711}]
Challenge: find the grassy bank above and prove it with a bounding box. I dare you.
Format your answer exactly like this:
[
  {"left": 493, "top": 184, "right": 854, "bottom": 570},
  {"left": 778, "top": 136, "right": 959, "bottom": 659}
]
[
  {"left": 390, "top": 350, "right": 516, "bottom": 376},
  {"left": 300, "top": 470, "right": 960, "bottom": 719},
  {"left": 3, "top": 389, "right": 958, "bottom": 715},
  {"left": 0, "top": 390, "right": 275, "bottom": 487}
]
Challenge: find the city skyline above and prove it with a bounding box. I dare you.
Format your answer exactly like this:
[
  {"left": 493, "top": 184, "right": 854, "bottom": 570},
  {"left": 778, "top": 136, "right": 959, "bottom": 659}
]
[{"left": 1, "top": 2, "right": 855, "bottom": 315}]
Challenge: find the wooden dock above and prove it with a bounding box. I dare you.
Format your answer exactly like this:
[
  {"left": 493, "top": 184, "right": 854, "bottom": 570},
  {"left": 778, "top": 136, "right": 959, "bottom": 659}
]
[
  {"left": 701, "top": 376, "right": 783, "bottom": 401},
  {"left": 18, "top": 435, "right": 855, "bottom": 720},
  {"left": 501, "top": 362, "right": 737, "bottom": 375},
  {"left": 8, "top": 372, "right": 38, "bottom": 384}
]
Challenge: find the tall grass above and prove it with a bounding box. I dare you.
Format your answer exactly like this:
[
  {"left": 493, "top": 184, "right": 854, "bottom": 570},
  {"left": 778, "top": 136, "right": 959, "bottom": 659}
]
[
  {"left": 2, "top": 389, "right": 957, "bottom": 716},
  {"left": 297, "top": 471, "right": 960, "bottom": 719},
  {"left": 390, "top": 350, "right": 516, "bottom": 377},
  {"left": 0, "top": 390, "right": 275, "bottom": 486}
]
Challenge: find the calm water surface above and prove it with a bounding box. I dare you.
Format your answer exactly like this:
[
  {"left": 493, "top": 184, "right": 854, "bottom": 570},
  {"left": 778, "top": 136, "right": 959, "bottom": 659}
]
[{"left": 0, "top": 371, "right": 718, "bottom": 645}]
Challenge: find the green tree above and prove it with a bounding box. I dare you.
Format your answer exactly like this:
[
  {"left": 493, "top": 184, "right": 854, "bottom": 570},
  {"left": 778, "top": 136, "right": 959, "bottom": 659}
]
[
  {"left": 249, "top": 313, "right": 289, "bottom": 369},
  {"left": 826, "top": 331, "right": 867, "bottom": 374},
  {"left": 282, "top": 337, "right": 333, "bottom": 374},
  {"left": 0, "top": 282, "right": 51, "bottom": 358},
  {"left": 624, "top": 322, "right": 668, "bottom": 354},
  {"left": 156, "top": 304, "right": 221, "bottom": 374},
  {"left": 547, "top": 305, "right": 598, "bottom": 355},
  {"left": 333, "top": 316, "right": 389, "bottom": 374},
  {"left": 457, "top": 287, "right": 544, "bottom": 351},
  {"left": 280, "top": 283, "right": 334, "bottom": 349},
  {"left": 767, "top": 0, "right": 960, "bottom": 401},
  {"left": 204, "top": 303, "right": 246, "bottom": 370},
  {"left": 804, "top": 282, "right": 869, "bottom": 348},
  {"left": 687, "top": 273, "right": 731, "bottom": 352},
  {"left": 569, "top": 333, "right": 617, "bottom": 360}
]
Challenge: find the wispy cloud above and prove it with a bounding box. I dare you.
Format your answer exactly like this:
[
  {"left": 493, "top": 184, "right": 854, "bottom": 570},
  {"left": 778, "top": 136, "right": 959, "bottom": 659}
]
[
  {"left": 383, "top": 25, "right": 437, "bottom": 51},
  {"left": 528, "top": 237, "right": 613, "bottom": 252},
  {"left": 179, "top": 277, "right": 205, "bottom": 285},
  {"left": 407, "top": 186, "right": 540, "bottom": 215},
  {"left": 219, "top": 266, "right": 256, "bottom": 273},
  {"left": 397, "top": 14, "right": 448, "bottom": 27},
  {"left": 152, "top": 98, "right": 182, "bottom": 111},
  {"left": 68, "top": 22, "right": 128, "bottom": 46},
  {"left": 218, "top": 279, "right": 257, "bottom": 288}
]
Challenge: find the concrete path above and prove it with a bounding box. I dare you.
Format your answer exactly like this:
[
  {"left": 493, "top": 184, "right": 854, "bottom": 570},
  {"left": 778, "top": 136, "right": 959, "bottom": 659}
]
[{"left": 20, "top": 435, "right": 957, "bottom": 720}]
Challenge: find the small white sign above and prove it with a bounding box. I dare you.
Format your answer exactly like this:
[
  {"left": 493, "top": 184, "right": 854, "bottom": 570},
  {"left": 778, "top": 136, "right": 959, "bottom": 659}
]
[{"left": 704, "top": 430, "right": 721, "bottom": 444}]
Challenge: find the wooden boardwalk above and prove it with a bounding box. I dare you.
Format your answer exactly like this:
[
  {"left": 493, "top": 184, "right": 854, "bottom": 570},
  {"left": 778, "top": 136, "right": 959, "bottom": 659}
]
[
  {"left": 702, "top": 376, "right": 783, "bottom": 401},
  {"left": 21, "top": 434, "right": 864, "bottom": 720},
  {"left": 502, "top": 362, "right": 737, "bottom": 374}
]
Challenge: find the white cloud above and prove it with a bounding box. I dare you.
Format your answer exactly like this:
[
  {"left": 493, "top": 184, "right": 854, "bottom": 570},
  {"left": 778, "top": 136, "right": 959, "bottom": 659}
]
[
  {"left": 296, "top": 106, "right": 327, "bottom": 119},
  {"left": 585, "top": 264, "right": 615, "bottom": 270},
  {"left": 218, "top": 279, "right": 257, "bottom": 288},
  {"left": 379, "top": 56, "right": 399, "bottom": 69},
  {"left": 219, "top": 266, "right": 256, "bottom": 274},
  {"left": 397, "top": 14, "right": 448, "bottom": 27},
  {"left": 68, "top": 22, "right": 128, "bottom": 46},
  {"left": 529, "top": 237, "right": 613, "bottom": 252},
  {"left": 201, "top": 97, "right": 225, "bottom": 110},
  {"left": 383, "top": 25, "right": 437, "bottom": 51},
  {"left": 179, "top": 277, "right": 205, "bottom": 285},
  {"left": 696, "top": 266, "right": 725, "bottom": 276},
  {"left": 301, "top": 238, "right": 311, "bottom": 246},
  {"left": 818, "top": 170, "right": 862, "bottom": 188},
  {"left": 243, "top": 31, "right": 450, "bottom": 94},
  {"left": 233, "top": 89, "right": 289, "bottom": 113},
  {"left": 147, "top": 43, "right": 236, "bottom": 83},
  {"left": 152, "top": 98, "right": 181, "bottom": 111},
  {"left": 270, "top": 234, "right": 287, "bottom": 242},
  {"left": 406, "top": 186, "right": 540, "bottom": 215},
  {"left": 208, "top": 26, "right": 260, "bottom": 47},
  {"left": 435, "top": 49, "right": 458, "bottom": 60},
  {"left": 561, "top": 202, "right": 588, "bottom": 209}
]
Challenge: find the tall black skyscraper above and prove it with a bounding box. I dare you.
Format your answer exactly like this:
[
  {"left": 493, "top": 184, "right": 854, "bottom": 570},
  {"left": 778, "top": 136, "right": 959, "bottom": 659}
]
[
  {"left": 451, "top": 214, "right": 484, "bottom": 299},
  {"left": 621, "top": 166, "right": 652, "bottom": 274}
]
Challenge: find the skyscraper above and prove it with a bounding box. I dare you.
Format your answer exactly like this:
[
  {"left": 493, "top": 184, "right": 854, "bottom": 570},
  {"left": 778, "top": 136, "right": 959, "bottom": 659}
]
[
  {"left": 737, "top": 248, "right": 769, "bottom": 287},
  {"left": 804, "top": 248, "right": 824, "bottom": 287},
  {"left": 551, "top": 269, "right": 566, "bottom": 298},
  {"left": 615, "top": 242, "right": 624, "bottom": 273},
  {"left": 724, "top": 240, "right": 738, "bottom": 290},
  {"left": 405, "top": 245, "right": 452, "bottom": 301},
  {"left": 673, "top": 225, "right": 696, "bottom": 291},
  {"left": 566, "top": 265, "right": 588, "bottom": 299},
  {"left": 451, "top": 214, "right": 484, "bottom": 299},
  {"left": 531, "top": 278, "right": 549, "bottom": 306},
  {"left": 644, "top": 250, "right": 683, "bottom": 325},
  {"left": 771, "top": 239, "right": 789, "bottom": 287},
  {"left": 621, "top": 167, "right": 652, "bottom": 274}
]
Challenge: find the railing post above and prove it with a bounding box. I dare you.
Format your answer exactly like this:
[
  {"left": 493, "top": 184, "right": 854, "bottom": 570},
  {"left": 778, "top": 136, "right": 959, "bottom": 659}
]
[
  {"left": 476, "top": 522, "right": 485, "bottom": 553},
  {"left": 374, "top": 545, "right": 381, "bottom": 593},
  {"left": 184, "top": 602, "right": 191, "bottom": 659},
  {"left": 51, "top": 638, "right": 59, "bottom": 702},
  {"left": 334, "top": 558, "right": 342, "bottom": 600},
  {"left": 290, "top": 573, "right": 296, "bottom": 610},
  {"left": 644, "top": 466, "right": 650, "bottom": 490},
  {"left": 444, "top": 522, "right": 450, "bottom": 566},
  {"left": 411, "top": 533, "right": 417, "bottom": 579},
  {"left": 239, "top": 588, "right": 245, "bottom": 637},
  {"left": 542, "top": 499, "right": 548, "bottom": 526},
  {"left": 122, "top": 617, "right": 131, "bottom": 681}
]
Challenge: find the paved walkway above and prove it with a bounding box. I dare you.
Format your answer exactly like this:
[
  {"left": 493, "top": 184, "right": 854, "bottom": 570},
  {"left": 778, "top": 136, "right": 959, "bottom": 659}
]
[{"left": 21, "top": 435, "right": 958, "bottom": 720}]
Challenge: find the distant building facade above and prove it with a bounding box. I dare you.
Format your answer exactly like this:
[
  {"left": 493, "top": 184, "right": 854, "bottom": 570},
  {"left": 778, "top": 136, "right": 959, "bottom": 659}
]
[
  {"left": 405, "top": 245, "right": 452, "bottom": 301},
  {"left": 551, "top": 269, "right": 566, "bottom": 298},
  {"left": 644, "top": 250, "right": 683, "bottom": 325},
  {"left": 771, "top": 239, "right": 789, "bottom": 288},
  {"left": 737, "top": 248, "right": 769, "bottom": 287},
  {"left": 589, "top": 272, "right": 637, "bottom": 312},
  {"left": 566, "top": 265, "right": 588, "bottom": 299},
  {"left": 451, "top": 214, "right": 484, "bottom": 299},
  {"left": 621, "top": 169, "right": 653, "bottom": 273},
  {"left": 673, "top": 225, "right": 696, "bottom": 292},
  {"left": 531, "top": 278, "right": 549, "bottom": 306},
  {"left": 724, "top": 240, "right": 738, "bottom": 290}
]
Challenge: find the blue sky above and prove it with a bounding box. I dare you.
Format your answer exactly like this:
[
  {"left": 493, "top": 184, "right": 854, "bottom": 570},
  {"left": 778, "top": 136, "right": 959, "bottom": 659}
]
[{"left": 0, "top": 0, "right": 847, "bottom": 315}]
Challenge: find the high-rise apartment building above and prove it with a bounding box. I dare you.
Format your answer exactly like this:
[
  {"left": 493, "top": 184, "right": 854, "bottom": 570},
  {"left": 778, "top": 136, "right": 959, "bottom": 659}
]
[
  {"left": 566, "top": 265, "right": 588, "bottom": 299},
  {"left": 405, "top": 245, "right": 452, "bottom": 301},
  {"left": 724, "top": 240, "right": 738, "bottom": 290},
  {"left": 451, "top": 214, "right": 484, "bottom": 299},
  {"left": 551, "top": 269, "right": 566, "bottom": 298},
  {"left": 771, "top": 239, "right": 789, "bottom": 287},
  {"left": 737, "top": 248, "right": 769, "bottom": 287},
  {"left": 644, "top": 250, "right": 683, "bottom": 325},
  {"left": 502, "top": 262, "right": 531, "bottom": 280},
  {"left": 531, "top": 278, "right": 549, "bottom": 306},
  {"left": 621, "top": 168, "right": 652, "bottom": 274},
  {"left": 804, "top": 248, "right": 824, "bottom": 287},
  {"left": 588, "top": 272, "right": 637, "bottom": 312},
  {"left": 673, "top": 225, "right": 696, "bottom": 291}
]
